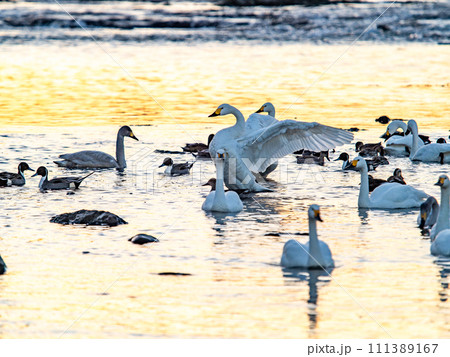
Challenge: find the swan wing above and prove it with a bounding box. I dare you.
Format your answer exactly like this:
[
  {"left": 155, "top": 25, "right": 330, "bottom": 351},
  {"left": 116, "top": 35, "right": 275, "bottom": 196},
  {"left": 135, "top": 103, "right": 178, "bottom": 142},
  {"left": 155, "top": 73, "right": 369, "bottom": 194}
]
[
  {"left": 431, "top": 229, "right": 450, "bottom": 256},
  {"left": 370, "top": 183, "right": 428, "bottom": 209},
  {"left": 225, "top": 191, "right": 244, "bottom": 212},
  {"left": 413, "top": 143, "right": 450, "bottom": 162},
  {"left": 56, "top": 150, "right": 118, "bottom": 168},
  {"left": 238, "top": 120, "right": 353, "bottom": 172},
  {"left": 281, "top": 239, "right": 309, "bottom": 268}
]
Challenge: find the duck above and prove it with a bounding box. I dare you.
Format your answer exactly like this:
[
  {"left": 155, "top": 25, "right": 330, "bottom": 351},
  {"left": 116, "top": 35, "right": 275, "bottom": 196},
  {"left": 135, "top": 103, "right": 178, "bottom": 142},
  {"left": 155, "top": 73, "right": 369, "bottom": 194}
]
[
  {"left": 335, "top": 152, "right": 380, "bottom": 171},
  {"left": 405, "top": 120, "right": 450, "bottom": 163},
  {"left": 159, "top": 158, "right": 194, "bottom": 176},
  {"left": 202, "top": 177, "right": 248, "bottom": 195},
  {"left": 296, "top": 151, "right": 329, "bottom": 166},
  {"left": 208, "top": 104, "right": 353, "bottom": 192},
  {"left": 280, "top": 204, "right": 334, "bottom": 268},
  {"left": 191, "top": 134, "right": 215, "bottom": 159},
  {"left": 355, "top": 142, "right": 385, "bottom": 157},
  {"left": 387, "top": 168, "right": 406, "bottom": 185},
  {"left": 54, "top": 126, "right": 138, "bottom": 170},
  {"left": 32, "top": 166, "right": 94, "bottom": 191},
  {"left": 0, "top": 162, "right": 34, "bottom": 186},
  {"left": 182, "top": 134, "right": 214, "bottom": 153},
  {"left": 418, "top": 196, "right": 439, "bottom": 230},
  {"left": 50, "top": 209, "right": 127, "bottom": 227},
  {"left": 345, "top": 156, "right": 427, "bottom": 209},
  {"left": 430, "top": 175, "right": 450, "bottom": 256},
  {"left": 0, "top": 254, "right": 6, "bottom": 275},
  {"left": 367, "top": 175, "right": 387, "bottom": 192},
  {"left": 437, "top": 138, "right": 447, "bottom": 144},
  {"left": 430, "top": 175, "right": 450, "bottom": 240},
  {"left": 375, "top": 115, "right": 392, "bottom": 125},
  {"left": 202, "top": 149, "right": 243, "bottom": 213}
]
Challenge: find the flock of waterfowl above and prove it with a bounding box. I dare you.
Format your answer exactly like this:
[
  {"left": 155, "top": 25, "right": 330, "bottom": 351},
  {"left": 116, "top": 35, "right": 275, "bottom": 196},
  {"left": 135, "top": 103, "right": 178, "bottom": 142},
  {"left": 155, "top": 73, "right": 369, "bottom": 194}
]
[{"left": 0, "top": 105, "right": 449, "bottom": 276}]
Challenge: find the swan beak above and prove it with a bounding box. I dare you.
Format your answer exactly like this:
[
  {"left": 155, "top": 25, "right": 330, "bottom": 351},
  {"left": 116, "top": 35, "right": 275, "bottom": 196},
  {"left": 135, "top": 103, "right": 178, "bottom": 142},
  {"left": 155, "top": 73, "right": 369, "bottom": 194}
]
[
  {"left": 255, "top": 105, "right": 264, "bottom": 113},
  {"left": 380, "top": 132, "right": 389, "bottom": 140},
  {"left": 405, "top": 129, "right": 411, "bottom": 135},
  {"left": 344, "top": 160, "right": 358, "bottom": 170},
  {"left": 208, "top": 108, "right": 222, "bottom": 117},
  {"left": 435, "top": 177, "right": 445, "bottom": 186},
  {"left": 419, "top": 212, "right": 427, "bottom": 229},
  {"left": 314, "top": 210, "right": 323, "bottom": 222},
  {"left": 129, "top": 132, "right": 139, "bottom": 141},
  {"left": 217, "top": 153, "right": 225, "bottom": 159}
]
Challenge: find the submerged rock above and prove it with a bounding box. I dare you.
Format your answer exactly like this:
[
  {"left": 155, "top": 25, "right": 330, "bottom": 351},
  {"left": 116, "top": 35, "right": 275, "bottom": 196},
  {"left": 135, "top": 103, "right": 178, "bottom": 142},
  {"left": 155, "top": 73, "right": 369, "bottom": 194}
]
[
  {"left": 50, "top": 209, "right": 127, "bottom": 227},
  {"left": 158, "top": 272, "right": 191, "bottom": 276},
  {"left": 129, "top": 234, "right": 159, "bottom": 245},
  {"left": 0, "top": 255, "right": 6, "bottom": 275}
]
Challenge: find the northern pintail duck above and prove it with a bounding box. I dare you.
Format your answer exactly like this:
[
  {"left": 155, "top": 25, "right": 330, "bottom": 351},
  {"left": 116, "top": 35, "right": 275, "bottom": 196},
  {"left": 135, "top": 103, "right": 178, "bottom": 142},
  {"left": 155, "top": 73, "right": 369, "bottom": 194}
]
[
  {"left": 32, "top": 166, "right": 94, "bottom": 191},
  {"left": 296, "top": 151, "right": 329, "bottom": 166},
  {"left": 54, "top": 126, "right": 138, "bottom": 170},
  {"left": 159, "top": 158, "right": 193, "bottom": 176},
  {"left": 202, "top": 177, "right": 248, "bottom": 195},
  {"left": 182, "top": 134, "right": 214, "bottom": 153},
  {"left": 355, "top": 142, "right": 385, "bottom": 157},
  {"left": 0, "top": 162, "right": 33, "bottom": 186}
]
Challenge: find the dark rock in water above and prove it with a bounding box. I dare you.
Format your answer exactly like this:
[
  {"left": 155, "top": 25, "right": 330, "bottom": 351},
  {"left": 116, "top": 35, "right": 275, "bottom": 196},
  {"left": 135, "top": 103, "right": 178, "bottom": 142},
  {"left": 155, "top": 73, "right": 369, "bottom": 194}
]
[
  {"left": 0, "top": 255, "right": 7, "bottom": 275},
  {"left": 50, "top": 210, "right": 127, "bottom": 227},
  {"left": 82, "top": 251, "right": 90, "bottom": 254},
  {"left": 375, "top": 115, "right": 391, "bottom": 124},
  {"left": 158, "top": 272, "right": 191, "bottom": 276},
  {"left": 129, "top": 234, "right": 159, "bottom": 245},
  {"left": 347, "top": 127, "right": 360, "bottom": 132}
]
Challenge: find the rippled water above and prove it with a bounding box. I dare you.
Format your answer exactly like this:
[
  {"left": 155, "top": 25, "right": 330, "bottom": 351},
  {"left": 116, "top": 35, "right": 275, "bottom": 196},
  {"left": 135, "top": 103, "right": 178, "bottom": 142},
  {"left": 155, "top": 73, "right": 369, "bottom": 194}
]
[{"left": 0, "top": 39, "right": 449, "bottom": 337}]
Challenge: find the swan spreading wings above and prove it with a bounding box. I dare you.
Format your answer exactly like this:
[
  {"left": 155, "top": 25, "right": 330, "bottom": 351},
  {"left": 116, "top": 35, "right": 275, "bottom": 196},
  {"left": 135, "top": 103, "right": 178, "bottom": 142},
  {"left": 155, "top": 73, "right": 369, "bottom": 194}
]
[{"left": 208, "top": 104, "right": 354, "bottom": 192}]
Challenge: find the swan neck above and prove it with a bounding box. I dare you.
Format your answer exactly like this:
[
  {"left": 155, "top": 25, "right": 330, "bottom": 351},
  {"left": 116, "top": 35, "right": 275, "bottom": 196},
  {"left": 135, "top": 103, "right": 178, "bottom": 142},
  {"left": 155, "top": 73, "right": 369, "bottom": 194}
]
[
  {"left": 308, "top": 218, "right": 322, "bottom": 266},
  {"left": 213, "top": 159, "right": 226, "bottom": 205},
  {"left": 231, "top": 107, "right": 245, "bottom": 132},
  {"left": 268, "top": 108, "right": 275, "bottom": 117},
  {"left": 437, "top": 186, "right": 450, "bottom": 232},
  {"left": 116, "top": 132, "right": 126, "bottom": 169},
  {"left": 409, "top": 122, "right": 419, "bottom": 157},
  {"left": 358, "top": 167, "right": 370, "bottom": 208}
]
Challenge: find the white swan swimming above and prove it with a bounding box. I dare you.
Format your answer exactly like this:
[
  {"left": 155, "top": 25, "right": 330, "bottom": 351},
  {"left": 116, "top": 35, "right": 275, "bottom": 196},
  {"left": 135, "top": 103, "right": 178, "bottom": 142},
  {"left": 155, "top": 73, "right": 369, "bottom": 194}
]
[
  {"left": 54, "top": 126, "right": 138, "bottom": 170},
  {"left": 430, "top": 175, "right": 450, "bottom": 240},
  {"left": 382, "top": 120, "right": 424, "bottom": 155},
  {"left": 417, "top": 196, "right": 439, "bottom": 230},
  {"left": 280, "top": 204, "right": 334, "bottom": 268},
  {"left": 430, "top": 175, "right": 450, "bottom": 256},
  {"left": 405, "top": 120, "right": 450, "bottom": 163},
  {"left": 202, "top": 149, "right": 243, "bottom": 213},
  {"left": 208, "top": 104, "right": 353, "bottom": 192},
  {"left": 346, "top": 156, "right": 428, "bottom": 209}
]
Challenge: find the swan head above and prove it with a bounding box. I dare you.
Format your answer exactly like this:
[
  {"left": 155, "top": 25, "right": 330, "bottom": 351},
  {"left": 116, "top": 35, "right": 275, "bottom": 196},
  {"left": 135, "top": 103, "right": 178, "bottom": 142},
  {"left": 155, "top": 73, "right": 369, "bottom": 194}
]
[
  {"left": 18, "top": 162, "right": 34, "bottom": 173},
  {"left": 435, "top": 174, "right": 449, "bottom": 189},
  {"left": 158, "top": 158, "right": 173, "bottom": 168},
  {"left": 215, "top": 149, "right": 227, "bottom": 160},
  {"left": 308, "top": 204, "right": 323, "bottom": 222},
  {"left": 31, "top": 166, "right": 48, "bottom": 178},
  {"left": 334, "top": 152, "right": 349, "bottom": 162},
  {"left": 345, "top": 156, "right": 366, "bottom": 171},
  {"left": 208, "top": 104, "right": 235, "bottom": 117},
  {"left": 119, "top": 126, "right": 139, "bottom": 141},
  {"left": 255, "top": 102, "right": 275, "bottom": 114}
]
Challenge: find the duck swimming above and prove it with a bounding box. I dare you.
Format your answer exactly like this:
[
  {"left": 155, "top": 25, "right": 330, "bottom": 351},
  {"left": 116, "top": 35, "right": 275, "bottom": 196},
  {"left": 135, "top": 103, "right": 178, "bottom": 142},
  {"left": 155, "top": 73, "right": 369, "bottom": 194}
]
[
  {"left": 336, "top": 152, "right": 381, "bottom": 171},
  {"left": 208, "top": 104, "right": 353, "bottom": 192},
  {"left": 346, "top": 156, "right": 427, "bottom": 209},
  {"left": 355, "top": 142, "right": 385, "bottom": 157},
  {"left": 387, "top": 168, "right": 406, "bottom": 185},
  {"left": 0, "top": 162, "right": 33, "bottom": 186},
  {"left": 159, "top": 158, "right": 194, "bottom": 176},
  {"left": 296, "top": 151, "right": 329, "bottom": 166},
  {"left": 54, "top": 126, "right": 138, "bottom": 170},
  {"left": 0, "top": 254, "right": 6, "bottom": 275},
  {"left": 430, "top": 175, "right": 450, "bottom": 256},
  {"left": 280, "top": 204, "right": 334, "bottom": 269},
  {"left": 32, "top": 166, "right": 94, "bottom": 191},
  {"left": 182, "top": 134, "right": 214, "bottom": 153},
  {"left": 202, "top": 149, "right": 243, "bottom": 213}
]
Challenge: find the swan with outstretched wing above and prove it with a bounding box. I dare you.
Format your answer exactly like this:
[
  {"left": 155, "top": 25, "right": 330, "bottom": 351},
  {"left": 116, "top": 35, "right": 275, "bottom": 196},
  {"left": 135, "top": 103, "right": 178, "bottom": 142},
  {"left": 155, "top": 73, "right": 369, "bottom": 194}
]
[{"left": 208, "top": 104, "right": 353, "bottom": 192}]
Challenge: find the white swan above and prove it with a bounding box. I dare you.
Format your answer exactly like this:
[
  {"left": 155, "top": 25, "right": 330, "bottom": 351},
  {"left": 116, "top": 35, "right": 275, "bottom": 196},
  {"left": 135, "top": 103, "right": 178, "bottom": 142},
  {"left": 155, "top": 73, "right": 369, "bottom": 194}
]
[
  {"left": 208, "top": 104, "right": 353, "bottom": 192},
  {"left": 382, "top": 120, "right": 424, "bottom": 155},
  {"left": 54, "top": 126, "right": 138, "bottom": 170},
  {"left": 430, "top": 175, "right": 450, "bottom": 240},
  {"left": 417, "top": 196, "right": 439, "bottom": 230},
  {"left": 245, "top": 102, "right": 278, "bottom": 132},
  {"left": 405, "top": 120, "right": 450, "bottom": 163},
  {"left": 431, "top": 175, "right": 450, "bottom": 256},
  {"left": 280, "top": 204, "right": 334, "bottom": 268},
  {"left": 346, "top": 156, "right": 428, "bottom": 209},
  {"left": 202, "top": 149, "right": 243, "bottom": 213}
]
